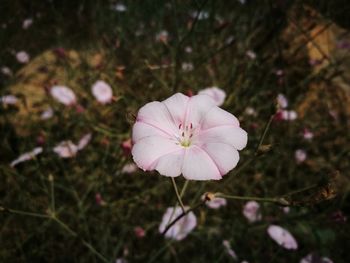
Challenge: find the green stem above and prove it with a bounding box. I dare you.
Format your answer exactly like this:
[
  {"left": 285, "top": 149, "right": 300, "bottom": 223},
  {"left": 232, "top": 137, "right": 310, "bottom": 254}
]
[
  {"left": 171, "top": 177, "right": 186, "bottom": 213},
  {"left": 1, "top": 208, "right": 51, "bottom": 219},
  {"left": 255, "top": 114, "right": 274, "bottom": 155}
]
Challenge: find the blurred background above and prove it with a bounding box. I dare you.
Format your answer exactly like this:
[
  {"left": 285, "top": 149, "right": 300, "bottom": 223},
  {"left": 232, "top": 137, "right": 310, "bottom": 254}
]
[{"left": 1, "top": 0, "right": 350, "bottom": 262}]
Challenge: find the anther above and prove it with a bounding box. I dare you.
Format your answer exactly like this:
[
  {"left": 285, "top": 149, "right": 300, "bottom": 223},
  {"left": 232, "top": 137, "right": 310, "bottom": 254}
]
[{"left": 178, "top": 123, "right": 182, "bottom": 130}]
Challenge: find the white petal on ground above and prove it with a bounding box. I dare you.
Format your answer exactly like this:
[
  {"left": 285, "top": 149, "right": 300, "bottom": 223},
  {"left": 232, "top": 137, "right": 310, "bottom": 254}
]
[
  {"left": 267, "top": 225, "right": 298, "bottom": 250},
  {"left": 40, "top": 107, "right": 54, "bottom": 120},
  {"left": 243, "top": 201, "right": 262, "bottom": 223},
  {"left": 222, "top": 240, "right": 238, "bottom": 260},
  {"left": 277, "top": 93, "right": 288, "bottom": 109},
  {"left": 16, "top": 51, "right": 30, "bottom": 63},
  {"left": 50, "top": 86, "right": 76, "bottom": 106},
  {"left": 206, "top": 197, "right": 227, "bottom": 209},
  {"left": 158, "top": 206, "right": 197, "bottom": 241},
  {"left": 10, "top": 147, "right": 43, "bottom": 167},
  {"left": 53, "top": 141, "right": 79, "bottom": 158},
  {"left": 91, "top": 80, "right": 113, "bottom": 104},
  {"left": 295, "top": 149, "right": 307, "bottom": 163},
  {"left": 77, "top": 133, "right": 92, "bottom": 150},
  {"left": 198, "top": 87, "right": 226, "bottom": 106},
  {"left": 22, "top": 18, "right": 33, "bottom": 29},
  {"left": 0, "top": 95, "right": 18, "bottom": 105}
]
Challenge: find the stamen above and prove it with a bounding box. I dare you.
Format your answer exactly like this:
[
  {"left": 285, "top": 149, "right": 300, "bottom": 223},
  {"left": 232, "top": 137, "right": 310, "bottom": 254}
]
[
  {"left": 181, "top": 132, "right": 184, "bottom": 137},
  {"left": 178, "top": 123, "right": 182, "bottom": 129},
  {"left": 190, "top": 123, "right": 193, "bottom": 129}
]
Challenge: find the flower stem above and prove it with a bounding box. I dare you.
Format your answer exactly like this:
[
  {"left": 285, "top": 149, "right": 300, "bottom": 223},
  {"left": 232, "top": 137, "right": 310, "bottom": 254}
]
[
  {"left": 214, "top": 193, "right": 289, "bottom": 206},
  {"left": 171, "top": 177, "right": 186, "bottom": 213}
]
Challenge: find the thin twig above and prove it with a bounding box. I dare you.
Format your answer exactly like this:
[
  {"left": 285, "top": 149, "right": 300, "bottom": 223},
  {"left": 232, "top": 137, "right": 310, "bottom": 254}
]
[{"left": 171, "top": 177, "right": 186, "bottom": 213}]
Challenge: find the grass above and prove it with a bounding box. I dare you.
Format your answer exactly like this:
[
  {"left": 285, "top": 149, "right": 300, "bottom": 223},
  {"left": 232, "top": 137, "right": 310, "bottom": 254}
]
[{"left": 1, "top": 0, "right": 350, "bottom": 262}]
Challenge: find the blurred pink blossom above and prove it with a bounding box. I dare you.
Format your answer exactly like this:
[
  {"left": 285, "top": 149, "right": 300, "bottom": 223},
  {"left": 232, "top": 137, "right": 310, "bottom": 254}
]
[
  {"left": 121, "top": 139, "right": 132, "bottom": 156},
  {"left": 50, "top": 86, "right": 76, "bottom": 106},
  {"left": 198, "top": 87, "right": 226, "bottom": 106},
  {"left": 77, "top": 133, "right": 92, "bottom": 150},
  {"left": 302, "top": 128, "right": 314, "bottom": 140},
  {"left": 159, "top": 206, "right": 197, "bottom": 240},
  {"left": 16, "top": 51, "right": 30, "bottom": 63},
  {"left": 246, "top": 50, "right": 256, "bottom": 60},
  {"left": 22, "top": 18, "right": 33, "bottom": 29},
  {"left": 132, "top": 93, "right": 247, "bottom": 180},
  {"left": 276, "top": 93, "right": 288, "bottom": 109},
  {"left": 205, "top": 196, "right": 227, "bottom": 209},
  {"left": 134, "top": 226, "right": 146, "bottom": 238},
  {"left": 53, "top": 141, "right": 79, "bottom": 158},
  {"left": 1, "top": 66, "right": 12, "bottom": 76},
  {"left": 295, "top": 149, "right": 307, "bottom": 164},
  {"left": 0, "top": 95, "right": 18, "bottom": 105},
  {"left": 40, "top": 107, "right": 54, "bottom": 120},
  {"left": 95, "top": 193, "right": 106, "bottom": 206},
  {"left": 267, "top": 225, "right": 298, "bottom": 250},
  {"left": 243, "top": 201, "right": 262, "bottom": 223},
  {"left": 92, "top": 80, "right": 113, "bottom": 104}
]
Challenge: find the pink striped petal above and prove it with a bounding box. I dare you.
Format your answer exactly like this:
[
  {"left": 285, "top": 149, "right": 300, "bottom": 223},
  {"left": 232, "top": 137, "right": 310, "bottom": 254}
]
[
  {"left": 132, "top": 136, "right": 181, "bottom": 171},
  {"left": 136, "top": 101, "right": 177, "bottom": 135},
  {"left": 200, "top": 107, "right": 240, "bottom": 130},
  {"left": 201, "top": 142, "right": 239, "bottom": 175},
  {"left": 195, "top": 126, "right": 247, "bottom": 150},
  {"left": 181, "top": 146, "right": 221, "bottom": 180}
]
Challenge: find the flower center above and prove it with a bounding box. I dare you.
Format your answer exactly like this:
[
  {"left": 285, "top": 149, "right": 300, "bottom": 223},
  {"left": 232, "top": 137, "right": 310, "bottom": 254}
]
[{"left": 177, "top": 123, "right": 195, "bottom": 147}]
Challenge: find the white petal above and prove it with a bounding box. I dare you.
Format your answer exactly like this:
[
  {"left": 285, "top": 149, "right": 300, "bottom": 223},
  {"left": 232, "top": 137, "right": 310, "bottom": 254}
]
[
  {"left": 154, "top": 149, "right": 185, "bottom": 177},
  {"left": 159, "top": 207, "right": 197, "bottom": 241},
  {"left": 136, "top": 101, "right": 177, "bottom": 136},
  {"left": 162, "top": 93, "right": 189, "bottom": 125},
  {"left": 206, "top": 197, "right": 227, "bottom": 209},
  {"left": 267, "top": 225, "right": 298, "bottom": 250},
  {"left": 91, "top": 80, "right": 113, "bottom": 104},
  {"left": 201, "top": 106, "right": 240, "bottom": 130},
  {"left": 40, "top": 107, "right": 54, "bottom": 120},
  {"left": 50, "top": 86, "right": 76, "bottom": 105},
  {"left": 201, "top": 143, "right": 239, "bottom": 175},
  {"left": 10, "top": 147, "right": 43, "bottom": 167},
  {"left": 77, "top": 133, "right": 92, "bottom": 150},
  {"left": 222, "top": 240, "right": 238, "bottom": 260},
  {"left": 53, "top": 141, "right": 78, "bottom": 158},
  {"left": 198, "top": 87, "right": 226, "bottom": 106},
  {"left": 132, "top": 136, "right": 180, "bottom": 171},
  {"left": 243, "top": 201, "right": 262, "bottom": 223},
  {"left": 277, "top": 93, "right": 288, "bottom": 109},
  {"left": 196, "top": 126, "right": 248, "bottom": 150},
  {"left": 181, "top": 146, "right": 221, "bottom": 180},
  {"left": 132, "top": 121, "right": 170, "bottom": 143},
  {"left": 16, "top": 51, "right": 30, "bottom": 63},
  {"left": 1, "top": 95, "right": 18, "bottom": 105}
]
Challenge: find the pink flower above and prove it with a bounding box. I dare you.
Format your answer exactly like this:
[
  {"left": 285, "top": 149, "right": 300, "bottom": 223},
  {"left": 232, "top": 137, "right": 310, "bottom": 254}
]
[
  {"left": 275, "top": 110, "right": 297, "bottom": 121},
  {"left": 134, "top": 226, "right": 146, "bottom": 238},
  {"left": 246, "top": 50, "right": 256, "bottom": 60},
  {"left": 1, "top": 67, "right": 12, "bottom": 76},
  {"left": 155, "top": 30, "right": 169, "bottom": 43},
  {"left": 50, "top": 86, "right": 76, "bottom": 106},
  {"left": 276, "top": 93, "right": 288, "bottom": 109},
  {"left": 158, "top": 206, "right": 197, "bottom": 240},
  {"left": 91, "top": 80, "right": 113, "bottom": 104},
  {"left": 302, "top": 128, "right": 314, "bottom": 140},
  {"left": 267, "top": 225, "right": 298, "bottom": 250},
  {"left": 198, "top": 87, "right": 226, "bottom": 106},
  {"left": 16, "top": 51, "right": 30, "bottom": 63},
  {"left": 222, "top": 240, "right": 238, "bottom": 260},
  {"left": 10, "top": 147, "right": 43, "bottom": 167},
  {"left": 243, "top": 201, "right": 262, "bottom": 223},
  {"left": 131, "top": 93, "right": 248, "bottom": 180},
  {"left": 295, "top": 149, "right": 307, "bottom": 164},
  {"left": 205, "top": 196, "right": 227, "bottom": 209}
]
